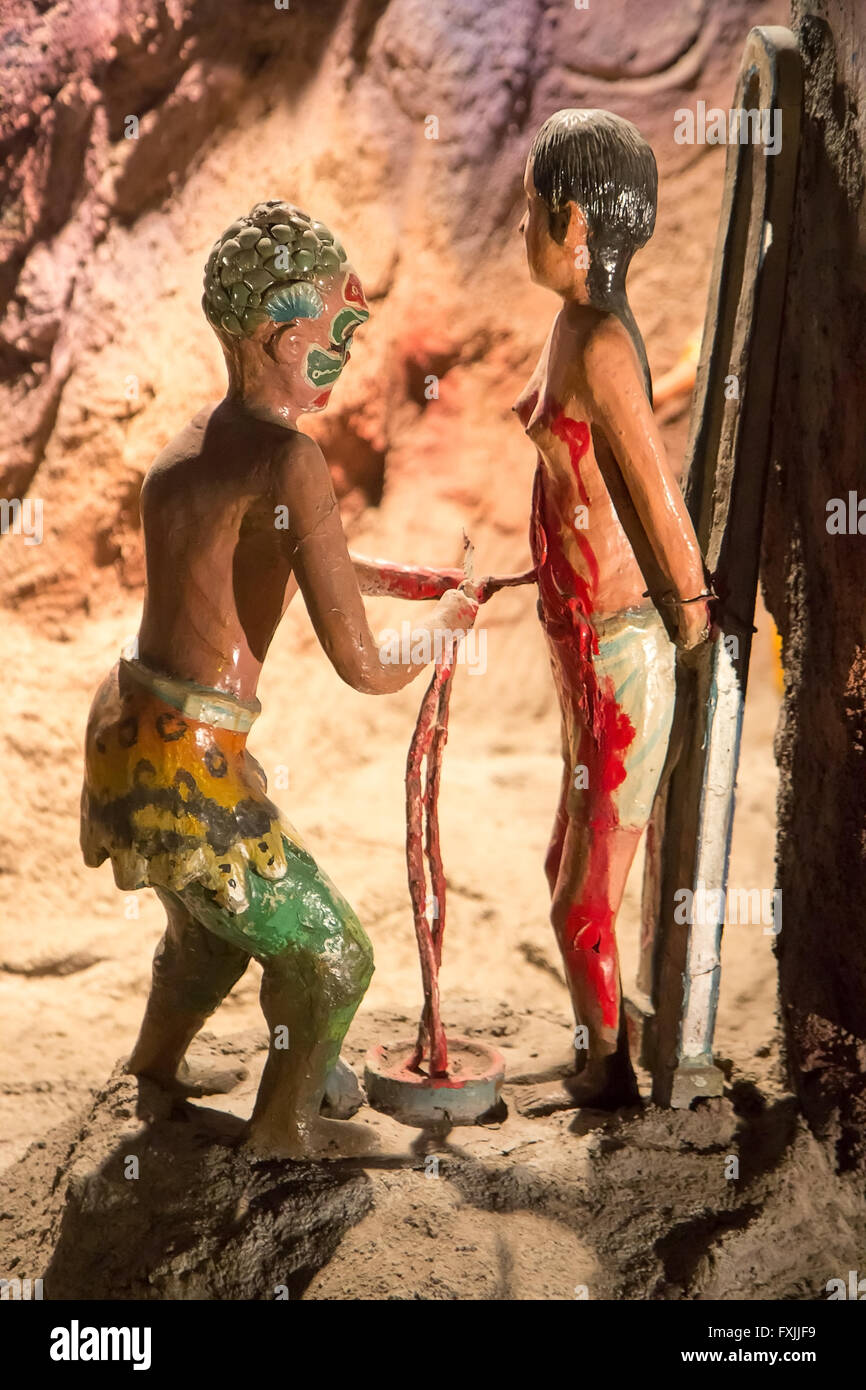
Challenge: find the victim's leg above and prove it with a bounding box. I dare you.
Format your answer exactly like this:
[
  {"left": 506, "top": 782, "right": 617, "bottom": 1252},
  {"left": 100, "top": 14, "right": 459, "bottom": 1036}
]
[
  {"left": 518, "top": 811, "right": 643, "bottom": 1116},
  {"left": 544, "top": 747, "right": 572, "bottom": 895},
  {"left": 127, "top": 889, "right": 250, "bottom": 1093},
  {"left": 552, "top": 815, "right": 642, "bottom": 1067},
  {"left": 520, "top": 611, "right": 677, "bottom": 1116}
]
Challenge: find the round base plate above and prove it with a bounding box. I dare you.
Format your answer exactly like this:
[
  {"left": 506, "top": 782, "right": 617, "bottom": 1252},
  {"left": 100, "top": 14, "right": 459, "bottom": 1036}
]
[{"left": 364, "top": 1036, "right": 506, "bottom": 1127}]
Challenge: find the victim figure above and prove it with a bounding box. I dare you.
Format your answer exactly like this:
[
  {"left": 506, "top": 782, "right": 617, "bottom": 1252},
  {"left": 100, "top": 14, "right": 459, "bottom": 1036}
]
[{"left": 507, "top": 111, "right": 713, "bottom": 1113}]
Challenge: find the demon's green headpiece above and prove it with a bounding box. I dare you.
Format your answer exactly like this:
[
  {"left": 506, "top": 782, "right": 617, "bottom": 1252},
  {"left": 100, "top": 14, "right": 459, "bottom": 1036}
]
[{"left": 202, "top": 200, "right": 348, "bottom": 339}]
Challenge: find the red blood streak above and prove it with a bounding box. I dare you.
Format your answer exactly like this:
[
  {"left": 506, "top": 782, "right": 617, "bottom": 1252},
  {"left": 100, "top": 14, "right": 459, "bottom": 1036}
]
[
  {"left": 550, "top": 411, "right": 591, "bottom": 505},
  {"left": 567, "top": 890, "right": 618, "bottom": 1017},
  {"left": 550, "top": 408, "right": 600, "bottom": 601},
  {"left": 530, "top": 404, "right": 636, "bottom": 1030},
  {"left": 397, "top": 570, "right": 448, "bottom": 601},
  {"left": 364, "top": 563, "right": 463, "bottom": 601}
]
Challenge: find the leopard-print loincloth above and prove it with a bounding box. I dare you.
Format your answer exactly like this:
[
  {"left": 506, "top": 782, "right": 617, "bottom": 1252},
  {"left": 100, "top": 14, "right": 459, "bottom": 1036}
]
[{"left": 81, "top": 660, "right": 295, "bottom": 913}]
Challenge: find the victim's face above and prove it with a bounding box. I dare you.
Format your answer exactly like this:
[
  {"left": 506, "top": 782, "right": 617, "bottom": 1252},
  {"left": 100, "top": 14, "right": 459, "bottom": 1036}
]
[
  {"left": 273, "top": 266, "right": 370, "bottom": 414},
  {"left": 519, "top": 159, "right": 589, "bottom": 301}
]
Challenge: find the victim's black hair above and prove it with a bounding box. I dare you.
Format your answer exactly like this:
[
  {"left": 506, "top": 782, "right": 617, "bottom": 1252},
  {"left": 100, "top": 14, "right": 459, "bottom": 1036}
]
[{"left": 529, "top": 108, "right": 657, "bottom": 400}]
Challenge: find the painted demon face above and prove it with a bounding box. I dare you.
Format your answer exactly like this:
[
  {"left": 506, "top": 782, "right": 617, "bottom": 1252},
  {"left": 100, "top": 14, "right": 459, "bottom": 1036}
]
[{"left": 301, "top": 271, "right": 370, "bottom": 402}]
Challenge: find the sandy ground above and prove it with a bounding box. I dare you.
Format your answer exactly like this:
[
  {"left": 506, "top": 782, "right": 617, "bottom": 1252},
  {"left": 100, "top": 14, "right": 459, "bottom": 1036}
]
[{"left": 5, "top": 585, "right": 836, "bottom": 1306}]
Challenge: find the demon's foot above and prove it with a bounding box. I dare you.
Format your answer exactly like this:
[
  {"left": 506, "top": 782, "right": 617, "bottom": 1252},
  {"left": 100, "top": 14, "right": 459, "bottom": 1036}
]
[
  {"left": 129, "top": 1057, "right": 249, "bottom": 1097},
  {"left": 242, "top": 1117, "right": 378, "bottom": 1162},
  {"left": 515, "top": 1052, "right": 640, "bottom": 1117}
]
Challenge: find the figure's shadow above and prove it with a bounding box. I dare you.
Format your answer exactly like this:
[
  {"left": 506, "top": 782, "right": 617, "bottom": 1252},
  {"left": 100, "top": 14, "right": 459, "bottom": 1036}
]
[{"left": 44, "top": 1077, "right": 372, "bottom": 1301}]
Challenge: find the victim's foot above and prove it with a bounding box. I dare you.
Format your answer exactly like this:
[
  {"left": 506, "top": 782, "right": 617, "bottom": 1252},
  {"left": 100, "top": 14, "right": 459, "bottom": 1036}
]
[
  {"left": 515, "top": 1052, "right": 641, "bottom": 1118},
  {"left": 241, "top": 1116, "right": 378, "bottom": 1162}
]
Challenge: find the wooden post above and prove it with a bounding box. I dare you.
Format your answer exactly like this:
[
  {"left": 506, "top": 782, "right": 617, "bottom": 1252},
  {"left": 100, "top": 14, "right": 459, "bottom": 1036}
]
[{"left": 633, "top": 28, "right": 803, "bottom": 1106}]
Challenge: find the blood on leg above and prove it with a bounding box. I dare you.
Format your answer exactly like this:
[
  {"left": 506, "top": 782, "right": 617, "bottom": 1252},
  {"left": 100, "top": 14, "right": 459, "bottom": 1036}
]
[{"left": 551, "top": 814, "right": 642, "bottom": 1054}]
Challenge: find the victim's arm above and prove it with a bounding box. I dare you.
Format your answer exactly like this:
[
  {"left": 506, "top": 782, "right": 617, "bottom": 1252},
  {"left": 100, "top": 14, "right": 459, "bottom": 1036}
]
[
  {"left": 350, "top": 554, "right": 464, "bottom": 600},
  {"left": 586, "top": 328, "right": 710, "bottom": 645}
]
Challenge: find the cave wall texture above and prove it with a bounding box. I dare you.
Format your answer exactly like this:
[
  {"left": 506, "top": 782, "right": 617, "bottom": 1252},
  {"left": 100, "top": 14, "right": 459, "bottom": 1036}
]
[
  {"left": 0, "top": 0, "right": 783, "bottom": 620},
  {"left": 762, "top": 0, "right": 866, "bottom": 1169}
]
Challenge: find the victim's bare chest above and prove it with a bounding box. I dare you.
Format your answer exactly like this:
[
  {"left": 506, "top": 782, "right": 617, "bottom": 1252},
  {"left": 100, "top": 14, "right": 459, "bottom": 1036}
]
[{"left": 514, "top": 315, "right": 648, "bottom": 618}]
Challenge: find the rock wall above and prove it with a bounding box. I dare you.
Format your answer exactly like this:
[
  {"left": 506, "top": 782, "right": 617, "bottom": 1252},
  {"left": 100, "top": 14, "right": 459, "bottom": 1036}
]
[{"left": 761, "top": 0, "right": 866, "bottom": 1169}]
